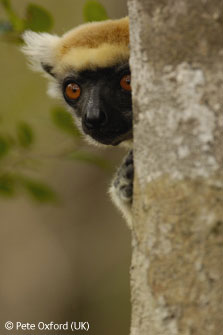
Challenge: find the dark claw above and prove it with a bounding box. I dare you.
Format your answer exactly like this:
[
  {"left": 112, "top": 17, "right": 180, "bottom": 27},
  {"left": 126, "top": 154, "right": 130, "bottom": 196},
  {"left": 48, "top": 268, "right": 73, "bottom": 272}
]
[
  {"left": 125, "top": 150, "right": 133, "bottom": 165},
  {"left": 126, "top": 164, "right": 134, "bottom": 180},
  {"left": 120, "top": 184, "right": 133, "bottom": 198},
  {"left": 113, "top": 150, "right": 134, "bottom": 203}
]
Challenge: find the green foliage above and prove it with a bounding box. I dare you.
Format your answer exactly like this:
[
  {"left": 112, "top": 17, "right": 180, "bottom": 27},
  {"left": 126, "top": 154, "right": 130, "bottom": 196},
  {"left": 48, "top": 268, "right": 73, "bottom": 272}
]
[
  {"left": 0, "top": 1, "right": 111, "bottom": 204},
  {"left": 0, "top": 136, "right": 10, "bottom": 159},
  {"left": 0, "top": 0, "right": 24, "bottom": 33},
  {"left": 0, "top": 174, "right": 15, "bottom": 196},
  {"left": 17, "top": 122, "right": 34, "bottom": 148},
  {"left": 0, "top": 0, "right": 53, "bottom": 43},
  {"left": 83, "top": 0, "right": 108, "bottom": 22},
  {"left": 0, "top": 0, "right": 10, "bottom": 9},
  {"left": 25, "top": 3, "right": 53, "bottom": 32},
  {"left": 51, "top": 107, "right": 81, "bottom": 138},
  {"left": 0, "top": 173, "right": 57, "bottom": 202},
  {"left": 22, "top": 178, "right": 57, "bottom": 202},
  {"left": 69, "top": 151, "right": 112, "bottom": 171},
  {"left": 0, "top": 119, "right": 56, "bottom": 203},
  {"left": 0, "top": 0, "right": 109, "bottom": 39}
]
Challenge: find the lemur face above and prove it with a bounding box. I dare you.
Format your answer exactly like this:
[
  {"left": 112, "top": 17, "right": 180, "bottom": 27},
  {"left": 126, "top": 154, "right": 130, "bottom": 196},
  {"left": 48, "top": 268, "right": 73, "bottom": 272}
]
[
  {"left": 22, "top": 17, "right": 131, "bottom": 146},
  {"left": 61, "top": 64, "right": 132, "bottom": 145}
]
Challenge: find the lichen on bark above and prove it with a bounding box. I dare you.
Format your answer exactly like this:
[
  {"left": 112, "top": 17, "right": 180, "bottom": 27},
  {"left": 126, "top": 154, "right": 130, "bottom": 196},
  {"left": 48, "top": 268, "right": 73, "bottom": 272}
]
[{"left": 128, "top": 0, "right": 223, "bottom": 334}]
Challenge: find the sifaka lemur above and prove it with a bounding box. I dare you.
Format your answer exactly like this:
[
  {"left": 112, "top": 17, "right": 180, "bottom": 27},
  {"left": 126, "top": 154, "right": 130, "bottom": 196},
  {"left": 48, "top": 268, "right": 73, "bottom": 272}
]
[{"left": 22, "top": 17, "right": 134, "bottom": 227}]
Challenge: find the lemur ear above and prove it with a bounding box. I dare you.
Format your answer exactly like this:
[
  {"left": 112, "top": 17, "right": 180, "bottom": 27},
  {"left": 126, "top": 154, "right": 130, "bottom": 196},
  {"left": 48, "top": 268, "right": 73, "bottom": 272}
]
[{"left": 22, "top": 31, "right": 60, "bottom": 77}]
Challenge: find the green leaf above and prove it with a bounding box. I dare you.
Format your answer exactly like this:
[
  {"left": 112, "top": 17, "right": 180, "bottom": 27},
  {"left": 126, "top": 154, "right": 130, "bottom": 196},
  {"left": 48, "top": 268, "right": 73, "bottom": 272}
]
[
  {"left": 17, "top": 122, "right": 34, "bottom": 148},
  {"left": 0, "top": 174, "right": 15, "bottom": 197},
  {"left": 9, "top": 15, "right": 24, "bottom": 32},
  {"left": 0, "top": 21, "right": 13, "bottom": 34},
  {"left": 1, "top": 0, "right": 24, "bottom": 32},
  {"left": 25, "top": 3, "right": 53, "bottom": 32},
  {"left": 0, "top": 0, "right": 11, "bottom": 10},
  {"left": 69, "top": 151, "right": 112, "bottom": 171},
  {"left": 51, "top": 107, "right": 81, "bottom": 137},
  {"left": 22, "top": 179, "right": 57, "bottom": 202},
  {"left": 83, "top": 1, "right": 108, "bottom": 22},
  {"left": 0, "top": 136, "right": 10, "bottom": 159}
]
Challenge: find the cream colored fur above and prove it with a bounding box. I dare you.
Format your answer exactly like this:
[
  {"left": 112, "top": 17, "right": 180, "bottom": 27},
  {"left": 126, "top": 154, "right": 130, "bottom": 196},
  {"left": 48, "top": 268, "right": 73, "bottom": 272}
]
[
  {"left": 22, "top": 17, "right": 129, "bottom": 74},
  {"left": 55, "top": 44, "right": 129, "bottom": 72}
]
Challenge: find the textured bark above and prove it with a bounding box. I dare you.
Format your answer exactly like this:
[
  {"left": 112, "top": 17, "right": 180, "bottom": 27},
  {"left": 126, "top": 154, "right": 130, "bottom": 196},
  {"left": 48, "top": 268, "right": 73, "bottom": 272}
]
[{"left": 127, "top": 1, "right": 223, "bottom": 334}]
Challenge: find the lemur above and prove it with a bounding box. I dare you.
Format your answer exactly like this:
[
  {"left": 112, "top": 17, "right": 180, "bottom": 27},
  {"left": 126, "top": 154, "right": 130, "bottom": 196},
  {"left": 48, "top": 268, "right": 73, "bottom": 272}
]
[{"left": 22, "top": 17, "right": 133, "bottom": 227}]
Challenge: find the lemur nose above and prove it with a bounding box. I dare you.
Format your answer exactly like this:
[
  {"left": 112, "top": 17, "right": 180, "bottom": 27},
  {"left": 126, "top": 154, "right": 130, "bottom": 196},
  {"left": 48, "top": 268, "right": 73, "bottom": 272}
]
[{"left": 84, "top": 109, "right": 107, "bottom": 129}]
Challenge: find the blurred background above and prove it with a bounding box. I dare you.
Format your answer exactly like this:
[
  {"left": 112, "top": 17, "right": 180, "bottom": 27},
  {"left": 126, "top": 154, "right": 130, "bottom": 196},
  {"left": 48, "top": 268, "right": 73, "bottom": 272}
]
[{"left": 0, "top": 1, "right": 131, "bottom": 334}]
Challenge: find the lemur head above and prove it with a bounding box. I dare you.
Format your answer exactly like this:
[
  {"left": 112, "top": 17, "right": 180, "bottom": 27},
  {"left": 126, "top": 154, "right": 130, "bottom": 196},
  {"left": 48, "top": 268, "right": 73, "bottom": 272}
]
[{"left": 22, "top": 17, "right": 132, "bottom": 146}]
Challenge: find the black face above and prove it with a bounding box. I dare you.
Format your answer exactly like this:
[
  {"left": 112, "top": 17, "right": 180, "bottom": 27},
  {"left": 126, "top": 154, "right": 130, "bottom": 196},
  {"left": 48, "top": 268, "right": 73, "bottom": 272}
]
[{"left": 62, "top": 63, "right": 132, "bottom": 145}]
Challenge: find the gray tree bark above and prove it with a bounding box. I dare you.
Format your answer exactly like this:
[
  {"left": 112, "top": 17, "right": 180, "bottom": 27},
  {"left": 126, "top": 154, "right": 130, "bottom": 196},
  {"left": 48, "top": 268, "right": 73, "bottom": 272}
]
[{"left": 127, "top": 1, "right": 223, "bottom": 334}]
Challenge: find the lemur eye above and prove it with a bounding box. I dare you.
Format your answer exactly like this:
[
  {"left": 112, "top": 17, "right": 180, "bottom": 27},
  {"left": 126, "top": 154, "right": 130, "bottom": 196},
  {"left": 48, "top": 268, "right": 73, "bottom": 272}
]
[
  {"left": 65, "top": 82, "right": 81, "bottom": 100},
  {"left": 120, "top": 74, "right": 131, "bottom": 91}
]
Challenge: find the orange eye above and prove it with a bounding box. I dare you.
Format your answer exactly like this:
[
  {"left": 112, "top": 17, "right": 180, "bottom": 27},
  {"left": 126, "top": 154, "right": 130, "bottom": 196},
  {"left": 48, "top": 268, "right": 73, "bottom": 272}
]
[
  {"left": 120, "top": 74, "right": 131, "bottom": 91},
  {"left": 65, "top": 82, "right": 81, "bottom": 100}
]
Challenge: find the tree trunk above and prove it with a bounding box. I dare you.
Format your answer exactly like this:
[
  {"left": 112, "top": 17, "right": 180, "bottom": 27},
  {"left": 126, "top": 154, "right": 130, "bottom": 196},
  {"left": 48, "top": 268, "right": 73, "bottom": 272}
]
[{"left": 127, "top": 1, "right": 223, "bottom": 334}]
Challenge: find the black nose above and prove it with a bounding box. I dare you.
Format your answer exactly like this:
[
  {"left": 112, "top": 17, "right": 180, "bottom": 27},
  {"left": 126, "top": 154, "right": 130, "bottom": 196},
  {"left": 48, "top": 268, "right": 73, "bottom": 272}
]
[{"left": 84, "top": 109, "right": 107, "bottom": 129}]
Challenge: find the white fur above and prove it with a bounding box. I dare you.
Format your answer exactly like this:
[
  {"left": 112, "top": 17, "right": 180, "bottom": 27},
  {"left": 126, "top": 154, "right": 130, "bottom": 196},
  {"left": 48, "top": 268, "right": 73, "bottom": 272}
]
[
  {"left": 47, "top": 80, "right": 62, "bottom": 99},
  {"left": 109, "top": 182, "right": 132, "bottom": 229},
  {"left": 21, "top": 31, "right": 60, "bottom": 73}
]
